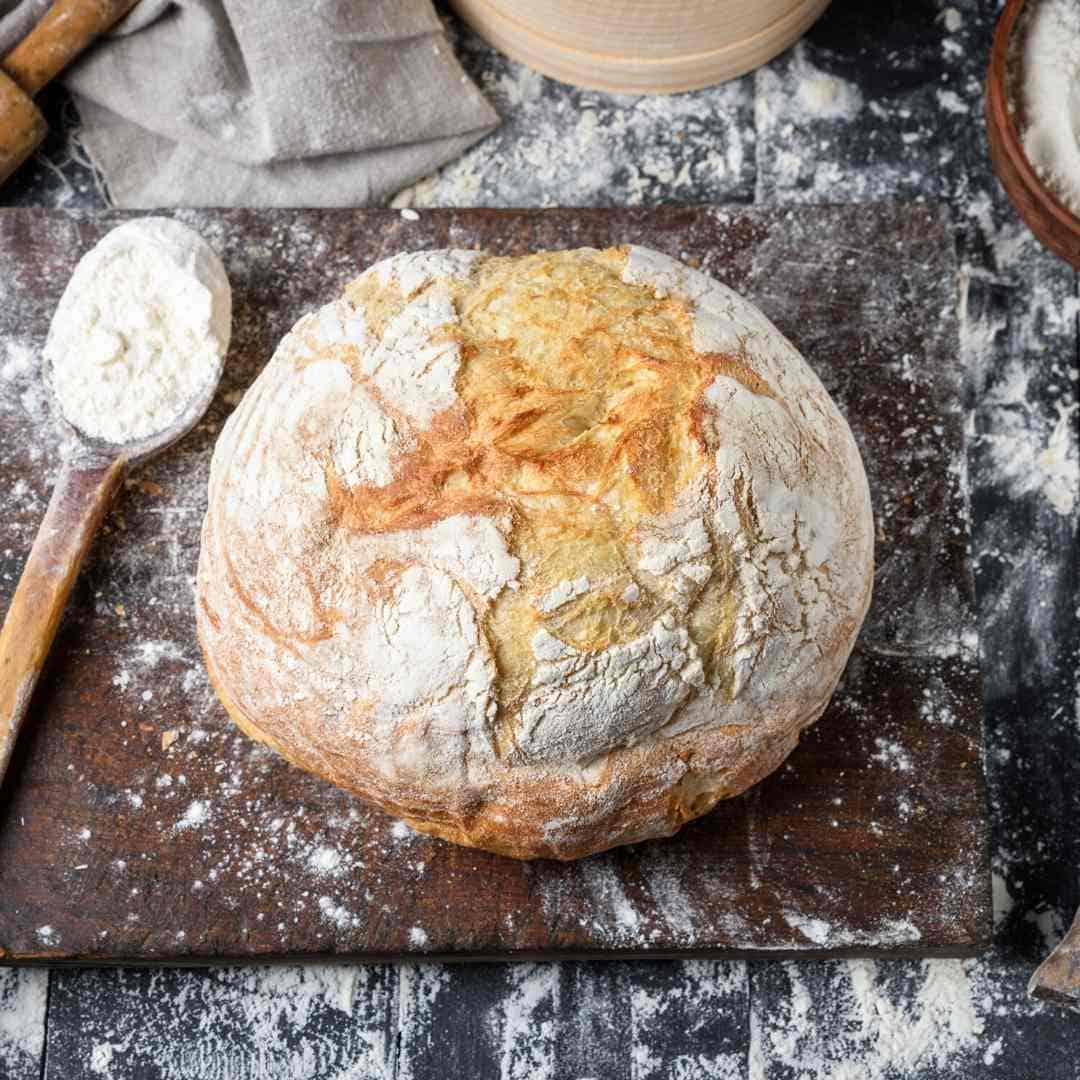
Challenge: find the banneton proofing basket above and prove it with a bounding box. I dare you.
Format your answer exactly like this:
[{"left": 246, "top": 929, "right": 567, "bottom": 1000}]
[
  {"left": 449, "top": 0, "right": 832, "bottom": 94},
  {"left": 985, "top": 0, "right": 1080, "bottom": 269}
]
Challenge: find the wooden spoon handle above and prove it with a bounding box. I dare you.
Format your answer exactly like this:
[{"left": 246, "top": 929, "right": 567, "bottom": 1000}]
[
  {"left": 0, "top": 455, "right": 127, "bottom": 781},
  {"left": 2, "top": 0, "right": 140, "bottom": 97}
]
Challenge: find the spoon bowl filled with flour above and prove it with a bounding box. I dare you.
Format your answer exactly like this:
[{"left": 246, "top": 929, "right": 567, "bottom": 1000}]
[{"left": 45, "top": 216, "right": 232, "bottom": 459}]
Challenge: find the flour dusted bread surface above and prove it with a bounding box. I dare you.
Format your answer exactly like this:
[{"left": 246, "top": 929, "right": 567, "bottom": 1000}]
[{"left": 196, "top": 246, "right": 874, "bottom": 860}]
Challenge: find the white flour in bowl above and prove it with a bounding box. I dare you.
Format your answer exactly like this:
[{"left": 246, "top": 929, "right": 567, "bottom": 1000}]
[
  {"left": 45, "top": 217, "right": 231, "bottom": 445},
  {"left": 1011, "top": 0, "right": 1080, "bottom": 216}
]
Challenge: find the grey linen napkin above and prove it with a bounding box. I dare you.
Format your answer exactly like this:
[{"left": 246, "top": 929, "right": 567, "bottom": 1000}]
[{"left": 0, "top": 0, "right": 498, "bottom": 207}]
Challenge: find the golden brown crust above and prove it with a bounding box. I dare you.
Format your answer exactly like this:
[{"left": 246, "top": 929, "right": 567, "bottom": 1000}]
[{"left": 196, "top": 246, "right": 874, "bottom": 860}]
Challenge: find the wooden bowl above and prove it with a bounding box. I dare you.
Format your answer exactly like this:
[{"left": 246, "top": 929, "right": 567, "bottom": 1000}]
[
  {"left": 449, "top": 0, "right": 832, "bottom": 94},
  {"left": 985, "top": 0, "right": 1080, "bottom": 269}
]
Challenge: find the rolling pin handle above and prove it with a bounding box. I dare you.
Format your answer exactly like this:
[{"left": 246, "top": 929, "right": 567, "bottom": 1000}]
[{"left": 2, "top": 0, "right": 140, "bottom": 97}]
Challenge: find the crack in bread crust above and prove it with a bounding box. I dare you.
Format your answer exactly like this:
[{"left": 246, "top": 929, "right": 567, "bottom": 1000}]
[{"left": 196, "top": 245, "right": 874, "bottom": 860}]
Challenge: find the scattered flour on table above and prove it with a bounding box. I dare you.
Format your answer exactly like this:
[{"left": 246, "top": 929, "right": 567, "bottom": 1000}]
[
  {"left": 919, "top": 687, "right": 957, "bottom": 728},
  {"left": 578, "top": 860, "right": 641, "bottom": 942},
  {"left": 173, "top": 800, "right": 209, "bottom": 831},
  {"left": 870, "top": 738, "right": 914, "bottom": 772},
  {"left": 23, "top": 955, "right": 1052, "bottom": 1079},
  {"left": 976, "top": 360, "right": 1078, "bottom": 517},
  {"left": 69, "top": 959, "right": 750, "bottom": 1080},
  {"left": 940, "top": 7, "right": 964, "bottom": 33},
  {"left": 642, "top": 856, "right": 703, "bottom": 942},
  {"left": 787, "top": 915, "right": 833, "bottom": 946},
  {"left": 755, "top": 26, "right": 981, "bottom": 205},
  {"left": 90, "top": 1041, "right": 118, "bottom": 1074},
  {"left": 0, "top": 337, "right": 60, "bottom": 468},
  {"left": 82, "top": 965, "right": 385, "bottom": 1080},
  {"left": 1024, "top": 904, "right": 1067, "bottom": 953},
  {"left": 35, "top": 925, "right": 59, "bottom": 946},
  {"left": 397, "top": 965, "right": 454, "bottom": 1079},
  {"left": 960, "top": 199, "right": 1080, "bottom": 522},
  {"left": 307, "top": 845, "right": 343, "bottom": 876},
  {"left": 959, "top": 200, "right": 1079, "bottom": 954},
  {"left": 783, "top": 913, "right": 922, "bottom": 949},
  {"left": 630, "top": 962, "right": 746, "bottom": 1080},
  {"left": 392, "top": 42, "right": 750, "bottom": 209},
  {"left": 391, "top": 819, "right": 416, "bottom": 841},
  {"left": 790, "top": 44, "right": 863, "bottom": 121},
  {"left": 750, "top": 959, "right": 1003, "bottom": 1079},
  {"left": 492, "top": 965, "right": 559, "bottom": 1080},
  {"left": 992, "top": 870, "right": 1015, "bottom": 928},
  {"left": 0, "top": 969, "right": 46, "bottom": 1079},
  {"left": 316, "top": 896, "right": 361, "bottom": 930},
  {"left": 135, "top": 640, "right": 187, "bottom": 668},
  {"left": 1, "top": 340, "right": 34, "bottom": 381},
  {"left": 1011, "top": 0, "right": 1080, "bottom": 215}
]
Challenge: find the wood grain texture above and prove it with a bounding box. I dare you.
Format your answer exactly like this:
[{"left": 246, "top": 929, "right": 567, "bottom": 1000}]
[
  {"left": 0, "top": 456, "right": 127, "bottom": 781},
  {"left": 43, "top": 960, "right": 749, "bottom": 1080},
  {"left": 0, "top": 203, "right": 989, "bottom": 965}
]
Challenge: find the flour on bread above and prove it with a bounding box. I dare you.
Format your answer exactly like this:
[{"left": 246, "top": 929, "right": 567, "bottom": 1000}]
[
  {"left": 197, "top": 245, "right": 874, "bottom": 859},
  {"left": 518, "top": 617, "right": 705, "bottom": 765},
  {"left": 360, "top": 564, "right": 497, "bottom": 783},
  {"left": 370, "top": 249, "right": 484, "bottom": 296},
  {"left": 623, "top": 248, "right": 868, "bottom": 714},
  {"left": 358, "top": 289, "right": 462, "bottom": 427},
  {"left": 537, "top": 576, "right": 594, "bottom": 613}
]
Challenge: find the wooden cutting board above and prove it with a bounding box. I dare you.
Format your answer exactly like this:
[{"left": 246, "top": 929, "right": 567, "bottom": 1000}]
[{"left": 0, "top": 205, "right": 989, "bottom": 964}]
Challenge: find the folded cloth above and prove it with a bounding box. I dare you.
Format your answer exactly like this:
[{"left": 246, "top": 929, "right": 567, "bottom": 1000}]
[{"left": 0, "top": 0, "right": 498, "bottom": 207}]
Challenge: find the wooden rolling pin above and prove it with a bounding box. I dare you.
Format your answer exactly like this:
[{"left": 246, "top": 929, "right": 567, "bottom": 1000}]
[{"left": 0, "top": 0, "right": 139, "bottom": 186}]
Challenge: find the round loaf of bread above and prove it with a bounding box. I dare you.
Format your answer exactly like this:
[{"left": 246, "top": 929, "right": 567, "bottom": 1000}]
[{"left": 196, "top": 246, "right": 874, "bottom": 860}]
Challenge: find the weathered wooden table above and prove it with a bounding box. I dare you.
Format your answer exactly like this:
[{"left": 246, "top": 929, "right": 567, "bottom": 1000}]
[{"left": 0, "top": 0, "right": 1078, "bottom": 1077}]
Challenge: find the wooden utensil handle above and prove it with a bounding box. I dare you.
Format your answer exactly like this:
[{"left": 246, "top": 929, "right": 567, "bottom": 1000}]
[
  {"left": 1030, "top": 905, "right": 1080, "bottom": 1012},
  {"left": 2, "top": 0, "right": 140, "bottom": 97},
  {"left": 0, "top": 68, "right": 47, "bottom": 183},
  {"left": 0, "top": 455, "right": 127, "bottom": 781}
]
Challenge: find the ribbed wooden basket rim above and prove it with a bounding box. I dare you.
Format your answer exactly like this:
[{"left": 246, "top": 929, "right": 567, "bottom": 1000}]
[{"left": 458, "top": 0, "right": 821, "bottom": 66}]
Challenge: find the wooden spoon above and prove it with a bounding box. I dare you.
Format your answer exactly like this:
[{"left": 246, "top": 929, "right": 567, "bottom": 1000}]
[{"left": 0, "top": 221, "right": 229, "bottom": 782}]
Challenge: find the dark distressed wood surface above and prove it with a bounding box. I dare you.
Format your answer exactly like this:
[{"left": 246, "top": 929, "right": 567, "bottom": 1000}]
[
  {"left": 0, "top": 202, "right": 988, "bottom": 965},
  {"left": 2, "top": 0, "right": 1080, "bottom": 1077}
]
